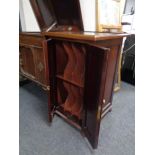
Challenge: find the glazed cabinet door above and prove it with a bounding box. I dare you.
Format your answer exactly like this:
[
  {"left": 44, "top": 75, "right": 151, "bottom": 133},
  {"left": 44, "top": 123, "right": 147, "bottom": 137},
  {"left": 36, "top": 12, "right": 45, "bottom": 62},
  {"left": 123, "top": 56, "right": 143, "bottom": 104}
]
[
  {"left": 83, "top": 45, "right": 109, "bottom": 149},
  {"left": 19, "top": 46, "right": 36, "bottom": 79}
]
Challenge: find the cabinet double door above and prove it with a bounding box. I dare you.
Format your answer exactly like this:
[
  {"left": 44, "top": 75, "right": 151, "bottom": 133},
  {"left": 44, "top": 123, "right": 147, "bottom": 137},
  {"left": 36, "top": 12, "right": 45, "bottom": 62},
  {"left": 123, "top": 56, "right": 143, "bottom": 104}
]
[
  {"left": 47, "top": 39, "right": 117, "bottom": 149},
  {"left": 19, "top": 37, "right": 48, "bottom": 87}
]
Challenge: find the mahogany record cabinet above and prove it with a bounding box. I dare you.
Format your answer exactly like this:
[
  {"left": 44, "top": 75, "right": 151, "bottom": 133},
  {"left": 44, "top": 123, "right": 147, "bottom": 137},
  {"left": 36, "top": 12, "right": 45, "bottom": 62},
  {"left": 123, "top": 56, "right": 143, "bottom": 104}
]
[{"left": 19, "top": 0, "right": 129, "bottom": 149}]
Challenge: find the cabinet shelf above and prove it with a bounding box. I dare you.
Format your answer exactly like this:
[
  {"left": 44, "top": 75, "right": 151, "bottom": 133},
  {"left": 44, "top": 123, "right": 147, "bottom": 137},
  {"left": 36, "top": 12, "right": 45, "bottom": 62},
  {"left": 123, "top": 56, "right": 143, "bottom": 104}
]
[
  {"left": 57, "top": 79, "right": 83, "bottom": 120},
  {"left": 56, "top": 105, "right": 82, "bottom": 124},
  {"left": 56, "top": 75, "right": 84, "bottom": 88}
]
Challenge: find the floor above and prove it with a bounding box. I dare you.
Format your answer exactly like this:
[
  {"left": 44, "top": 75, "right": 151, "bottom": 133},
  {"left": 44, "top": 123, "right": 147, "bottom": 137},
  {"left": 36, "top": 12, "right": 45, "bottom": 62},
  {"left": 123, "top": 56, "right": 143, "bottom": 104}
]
[{"left": 19, "top": 82, "right": 135, "bottom": 155}]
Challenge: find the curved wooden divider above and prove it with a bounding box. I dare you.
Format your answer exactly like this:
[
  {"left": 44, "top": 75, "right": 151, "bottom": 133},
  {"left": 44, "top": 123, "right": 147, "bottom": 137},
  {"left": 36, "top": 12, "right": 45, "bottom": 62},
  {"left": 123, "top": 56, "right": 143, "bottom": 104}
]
[{"left": 55, "top": 41, "right": 86, "bottom": 120}]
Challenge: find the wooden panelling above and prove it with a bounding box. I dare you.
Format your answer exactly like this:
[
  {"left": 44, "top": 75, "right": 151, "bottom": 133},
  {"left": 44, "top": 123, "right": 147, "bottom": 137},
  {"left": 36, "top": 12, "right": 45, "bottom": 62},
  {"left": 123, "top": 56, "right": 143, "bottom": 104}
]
[
  {"left": 19, "top": 34, "right": 48, "bottom": 87},
  {"left": 19, "top": 34, "right": 43, "bottom": 47}
]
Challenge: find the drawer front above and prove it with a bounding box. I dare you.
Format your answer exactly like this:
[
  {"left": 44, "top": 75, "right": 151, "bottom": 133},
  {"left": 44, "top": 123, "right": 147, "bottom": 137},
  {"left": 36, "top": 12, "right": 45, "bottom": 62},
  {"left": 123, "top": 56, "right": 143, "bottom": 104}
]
[{"left": 19, "top": 35, "right": 43, "bottom": 47}]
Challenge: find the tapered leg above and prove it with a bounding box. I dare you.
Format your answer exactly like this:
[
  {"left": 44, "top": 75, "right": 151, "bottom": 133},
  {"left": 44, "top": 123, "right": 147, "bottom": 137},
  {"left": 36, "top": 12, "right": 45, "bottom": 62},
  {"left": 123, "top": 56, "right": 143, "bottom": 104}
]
[
  {"left": 80, "top": 130, "right": 86, "bottom": 137},
  {"left": 109, "top": 108, "right": 112, "bottom": 112},
  {"left": 47, "top": 90, "right": 52, "bottom": 122}
]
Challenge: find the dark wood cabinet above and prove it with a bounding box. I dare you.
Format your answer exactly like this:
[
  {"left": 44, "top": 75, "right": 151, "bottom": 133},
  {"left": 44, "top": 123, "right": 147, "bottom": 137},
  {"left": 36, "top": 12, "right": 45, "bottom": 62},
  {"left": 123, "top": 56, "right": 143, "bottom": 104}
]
[
  {"left": 44, "top": 32, "right": 126, "bottom": 148},
  {"left": 19, "top": 0, "right": 129, "bottom": 149},
  {"left": 19, "top": 33, "right": 48, "bottom": 87},
  {"left": 19, "top": 33, "right": 52, "bottom": 121}
]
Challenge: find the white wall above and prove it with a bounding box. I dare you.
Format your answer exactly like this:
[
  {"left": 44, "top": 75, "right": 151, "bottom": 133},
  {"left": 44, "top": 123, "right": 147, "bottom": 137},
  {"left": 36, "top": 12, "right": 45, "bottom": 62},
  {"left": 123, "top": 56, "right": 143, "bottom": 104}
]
[
  {"left": 19, "top": 0, "right": 40, "bottom": 31},
  {"left": 79, "top": 0, "right": 96, "bottom": 31},
  {"left": 19, "top": 0, "right": 96, "bottom": 32}
]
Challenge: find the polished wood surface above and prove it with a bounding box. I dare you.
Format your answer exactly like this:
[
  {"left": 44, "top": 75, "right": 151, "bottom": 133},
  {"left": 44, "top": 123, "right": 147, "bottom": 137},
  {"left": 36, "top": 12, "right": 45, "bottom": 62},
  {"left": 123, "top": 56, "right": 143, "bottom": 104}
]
[
  {"left": 82, "top": 45, "right": 109, "bottom": 148},
  {"left": 20, "top": 33, "right": 43, "bottom": 47},
  {"left": 44, "top": 31, "right": 129, "bottom": 41},
  {"left": 20, "top": 46, "right": 36, "bottom": 79},
  {"left": 19, "top": 34, "right": 47, "bottom": 87}
]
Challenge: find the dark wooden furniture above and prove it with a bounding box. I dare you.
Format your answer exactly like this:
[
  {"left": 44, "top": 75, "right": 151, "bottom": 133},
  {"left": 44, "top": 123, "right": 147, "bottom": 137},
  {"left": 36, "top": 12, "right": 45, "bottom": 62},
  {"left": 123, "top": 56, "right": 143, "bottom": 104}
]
[
  {"left": 20, "top": 33, "right": 46, "bottom": 87},
  {"left": 19, "top": 32, "right": 53, "bottom": 121},
  {"left": 19, "top": 0, "right": 84, "bottom": 122},
  {"left": 19, "top": 0, "right": 129, "bottom": 149},
  {"left": 44, "top": 32, "right": 127, "bottom": 149}
]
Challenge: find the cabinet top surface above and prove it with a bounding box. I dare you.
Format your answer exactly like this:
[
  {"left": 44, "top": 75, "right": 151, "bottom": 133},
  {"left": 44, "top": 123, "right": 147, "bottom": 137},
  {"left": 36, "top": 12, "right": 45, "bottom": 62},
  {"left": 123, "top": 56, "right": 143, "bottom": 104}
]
[
  {"left": 43, "top": 31, "right": 130, "bottom": 41},
  {"left": 20, "top": 32, "right": 42, "bottom": 36}
]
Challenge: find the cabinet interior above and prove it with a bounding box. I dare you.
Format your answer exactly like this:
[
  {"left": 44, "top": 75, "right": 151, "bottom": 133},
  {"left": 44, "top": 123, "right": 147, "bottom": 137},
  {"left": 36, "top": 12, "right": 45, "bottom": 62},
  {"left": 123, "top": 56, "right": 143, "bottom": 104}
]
[{"left": 53, "top": 40, "right": 86, "bottom": 123}]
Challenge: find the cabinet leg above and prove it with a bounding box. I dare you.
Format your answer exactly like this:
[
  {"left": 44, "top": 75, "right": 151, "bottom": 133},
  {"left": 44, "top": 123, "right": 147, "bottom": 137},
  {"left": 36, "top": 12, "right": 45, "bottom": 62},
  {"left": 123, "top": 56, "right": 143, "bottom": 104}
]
[
  {"left": 47, "top": 90, "right": 52, "bottom": 123},
  {"left": 109, "top": 108, "right": 112, "bottom": 112},
  {"left": 48, "top": 112, "right": 52, "bottom": 123},
  {"left": 80, "top": 130, "right": 86, "bottom": 137}
]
